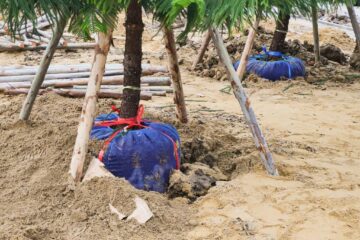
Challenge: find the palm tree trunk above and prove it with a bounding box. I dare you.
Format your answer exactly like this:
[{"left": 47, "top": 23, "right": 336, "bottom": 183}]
[
  {"left": 211, "top": 28, "right": 278, "bottom": 176},
  {"left": 192, "top": 30, "right": 212, "bottom": 69},
  {"left": 311, "top": 2, "right": 321, "bottom": 64},
  {"left": 163, "top": 27, "right": 188, "bottom": 123},
  {"left": 236, "top": 18, "right": 260, "bottom": 80},
  {"left": 347, "top": 3, "right": 360, "bottom": 53},
  {"left": 19, "top": 16, "right": 67, "bottom": 120},
  {"left": 69, "top": 32, "right": 112, "bottom": 182},
  {"left": 120, "top": 0, "right": 144, "bottom": 118},
  {"left": 269, "top": 11, "right": 290, "bottom": 52}
]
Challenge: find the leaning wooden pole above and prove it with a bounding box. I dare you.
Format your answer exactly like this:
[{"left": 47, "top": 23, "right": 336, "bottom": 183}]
[
  {"left": 69, "top": 31, "right": 112, "bottom": 182},
  {"left": 163, "top": 27, "right": 188, "bottom": 123},
  {"left": 19, "top": 17, "right": 68, "bottom": 120},
  {"left": 236, "top": 19, "right": 260, "bottom": 79},
  {"left": 311, "top": 1, "right": 321, "bottom": 64},
  {"left": 347, "top": 3, "right": 360, "bottom": 52},
  {"left": 211, "top": 28, "right": 278, "bottom": 176},
  {"left": 192, "top": 30, "right": 212, "bottom": 69}
]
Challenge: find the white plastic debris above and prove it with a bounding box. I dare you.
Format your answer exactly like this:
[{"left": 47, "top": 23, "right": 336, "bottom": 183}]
[
  {"left": 82, "top": 157, "right": 114, "bottom": 182},
  {"left": 109, "top": 203, "right": 126, "bottom": 220},
  {"left": 127, "top": 196, "right": 154, "bottom": 224}
]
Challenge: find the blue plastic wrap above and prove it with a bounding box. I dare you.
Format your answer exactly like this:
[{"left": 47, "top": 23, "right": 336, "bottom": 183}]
[
  {"left": 91, "top": 116, "right": 181, "bottom": 193},
  {"left": 233, "top": 49, "right": 306, "bottom": 81}
]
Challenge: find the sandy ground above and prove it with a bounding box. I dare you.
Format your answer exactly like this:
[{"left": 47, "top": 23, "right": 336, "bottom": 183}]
[{"left": 0, "top": 17, "right": 360, "bottom": 240}]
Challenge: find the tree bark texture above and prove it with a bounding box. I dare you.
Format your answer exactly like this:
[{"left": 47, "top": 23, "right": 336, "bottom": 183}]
[
  {"left": 69, "top": 31, "right": 112, "bottom": 182},
  {"left": 19, "top": 16, "right": 67, "bottom": 120},
  {"left": 120, "top": 0, "right": 144, "bottom": 118},
  {"left": 311, "top": 2, "right": 321, "bottom": 64},
  {"left": 269, "top": 11, "right": 290, "bottom": 52},
  {"left": 347, "top": 3, "right": 360, "bottom": 53},
  {"left": 211, "top": 28, "right": 278, "bottom": 176},
  {"left": 163, "top": 27, "right": 188, "bottom": 123}
]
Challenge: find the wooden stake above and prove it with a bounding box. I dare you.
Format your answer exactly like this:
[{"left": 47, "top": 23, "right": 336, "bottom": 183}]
[
  {"left": 69, "top": 31, "right": 112, "bottom": 183},
  {"left": 211, "top": 28, "right": 278, "bottom": 176},
  {"left": 19, "top": 16, "right": 68, "bottom": 120},
  {"left": 163, "top": 27, "right": 188, "bottom": 123},
  {"left": 192, "top": 30, "right": 212, "bottom": 69},
  {"left": 311, "top": 1, "right": 321, "bottom": 64},
  {"left": 236, "top": 19, "right": 260, "bottom": 79}
]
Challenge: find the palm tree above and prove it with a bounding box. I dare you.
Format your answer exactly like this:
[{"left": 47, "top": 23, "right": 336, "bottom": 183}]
[{"left": 0, "top": 0, "right": 119, "bottom": 120}]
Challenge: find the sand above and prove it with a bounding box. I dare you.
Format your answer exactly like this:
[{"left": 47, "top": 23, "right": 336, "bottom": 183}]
[{"left": 1, "top": 16, "right": 360, "bottom": 240}]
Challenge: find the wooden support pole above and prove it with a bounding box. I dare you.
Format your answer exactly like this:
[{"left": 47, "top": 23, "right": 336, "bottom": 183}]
[
  {"left": 311, "top": 1, "right": 321, "bottom": 64},
  {"left": 236, "top": 19, "right": 260, "bottom": 79},
  {"left": 192, "top": 30, "right": 212, "bottom": 69},
  {"left": 163, "top": 27, "right": 188, "bottom": 123},
  {"left": 19, "top": 17, "right": 68, "bottom": 121},
  {"left": 211, "top": 28, "right": 278, "bottom": 176},
  {"left": 347, "top": 3, "right": 360, "bottom": 52},
  {"left": 69, "top": 31, "right": 112, "bottom": 182}
]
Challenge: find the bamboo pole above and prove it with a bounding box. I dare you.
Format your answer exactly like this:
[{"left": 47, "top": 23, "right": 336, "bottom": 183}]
[
  {"left": 53, "top": 89, "right": 152, "bottom": 100},
  {"left": 19, "top": 20, "right": 51, "bottom": 35},
  {"left": 73, "top": 85, "right": 173, "bottom": 93},
  {"left": 211, "top": 28, "right": 278, "bottom": 176},
  {"left": 236, "top": 19, "right": 260, "bottom": 79},
  {"left": 0, "top": 70, "right": 123, "bottom": 83},
  {"left": 163, "top": 27, "right": 188, "bottom": 123},
  {"left": 3, "top": 88, "right": 153, "bottom": 100},
  {"left": 4, "top": 88, "right": 48, "bottom": 95},
  {"left": 347, "top": 3, "right": 360, "bottom": 52},
  {"left": 36, "top": 29, "right": 67, "bottom": 46},
  {"left": 69, "top": 31, "right": 112, "bottom": 183},
  {"left": 0, "top": 76, "right": 171, "bottom": 90},
  {"left": 19, "top": 17, "right": 68, "bottom": 120},
  {"left": 0, "top": 63, "right": 167, "bottom": 76},
  {"left": 192, "top": 30, "right": 212, "bottom": 69},
  {"left": 311, "top": 1, "right": 321, "bottom": 64}
]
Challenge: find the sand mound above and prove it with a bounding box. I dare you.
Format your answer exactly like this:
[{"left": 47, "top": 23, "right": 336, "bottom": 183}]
[{"left": 0, "top": 93, "right": 258, "bottom": 239}]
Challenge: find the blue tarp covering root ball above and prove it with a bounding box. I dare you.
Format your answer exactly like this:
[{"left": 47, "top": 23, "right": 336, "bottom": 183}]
[
  {"left": 91, "top": 113, "right": 181, "bottom": 193},
  {"left": 234, "top": 49, "right": 306, "bottom": 81}
]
